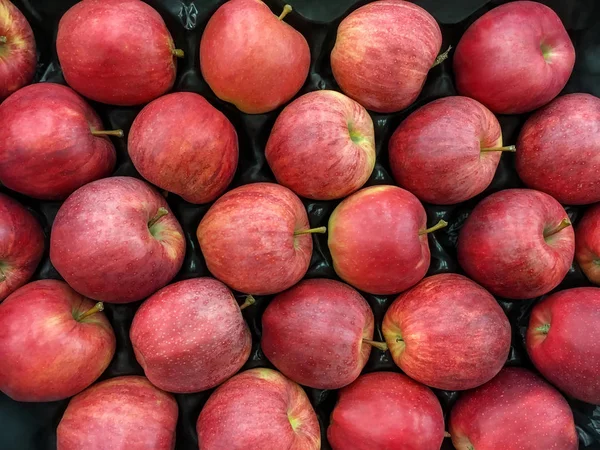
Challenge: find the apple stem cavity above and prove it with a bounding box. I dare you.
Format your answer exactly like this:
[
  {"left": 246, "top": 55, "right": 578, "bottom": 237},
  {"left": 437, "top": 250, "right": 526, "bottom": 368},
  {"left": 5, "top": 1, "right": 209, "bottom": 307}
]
[
  {"left": 77, "top": 302, "right": 104, "bottom": 321},
  {"left": 544, "top": 218, "right": 572, "bottom": 238},
  {"left": 362, "top": 338, "right": 388, "bottom": 351},
  {"left": 239, "top": 295, "right": 256, "bottom": 311},
  {"left": 535, "top": 323, "right": 551, "bottom": 335},
  {"left": 172, "top": 48, "right": 185, "bottom": 58},
  {"left": 148, "top": 207, "right": 169, "bottom": 228},
  {"left": 278, "top": 4, "right": 293, "bottom": 21},
  {"left": 0, "top": 267, "right": 5, "bottom": 282},
  {"left": 91, "top": 129, "right": 124, "bottom": 138},
  {"left": 432, "top": 45, "right": 452, "bottom": 68},
  {"left": 418, "top": 219, "right": 448, "bottom": 236},
  {"left": 0, "top": 36, "right": 6, "bottom": 44},
  {"left": 444, "top": 431, "right": 452, "bottom": 438},
  {"left": 480, "top": 145, "right": 516, "bottom": 153},
  {"left": 294, "top": 226, "right": 327, "bottom": 236}
]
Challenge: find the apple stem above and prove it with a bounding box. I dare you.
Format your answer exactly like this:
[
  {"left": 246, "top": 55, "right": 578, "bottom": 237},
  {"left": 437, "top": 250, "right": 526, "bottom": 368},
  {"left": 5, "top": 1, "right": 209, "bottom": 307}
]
[
  {"left": 148, "top": 207, "right": 169, "bottom": 228},
  {"left": 77, "top": 302, "right": 104, "bottom": 321},
  {"left": 432, "top": 45, "right": 452, "bottom": 68},
  {"left": 444, "top": 432, "right": 451, "bottom": 438},
  {"left": 172, "top": 48, "right": 185, "bottom": 58},
  {"left": 0, "top": 36, "right": 6, "bottom": 44},
  {"left": 544, "top": 218, "right": 572, "bottom": 238},
  {"left": 480, "top": 145, "right": 516, "bottom": 153},
  {"left": 362, "top": 338, "right": 388, "bottom": 351},
  {"left": 278, "top": 4, "right": 292, "bottom": 21},
  {"left": 91, "top": 129, "right": 124, "bottom": 138},
  {"left": 294, "top": 226, "right": 327, "bottom": 236},
  {"left": 535, "top": 323, "right": 550, "bottom": 334},
  {"left": 418, "top": 219, "right": 448, "bottom": 236},
  {"left": 239, "top": 295, "right": 256, "bottom": 310}
]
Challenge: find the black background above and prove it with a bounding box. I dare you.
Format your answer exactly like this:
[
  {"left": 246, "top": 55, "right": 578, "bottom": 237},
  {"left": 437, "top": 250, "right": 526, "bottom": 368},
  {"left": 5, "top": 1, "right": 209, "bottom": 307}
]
[{"left": 1, "top": 0, "right": 600, "bottom": 449}]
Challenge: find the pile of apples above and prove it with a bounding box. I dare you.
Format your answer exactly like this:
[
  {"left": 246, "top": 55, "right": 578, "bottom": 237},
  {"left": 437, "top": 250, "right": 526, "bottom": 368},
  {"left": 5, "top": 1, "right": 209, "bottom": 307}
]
[{"left": 0, "top": 0, "right": 598, "bottom": 449}]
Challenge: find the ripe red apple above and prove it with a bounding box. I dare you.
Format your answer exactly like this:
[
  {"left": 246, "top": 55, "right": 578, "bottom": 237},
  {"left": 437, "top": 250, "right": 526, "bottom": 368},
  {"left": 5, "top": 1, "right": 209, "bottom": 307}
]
[
  {"left": 449, "top": 368, "right": 578, "bottom": 450},
  {"left": 576, "top": 204, "right": 600, "bottom": 284},
  {"left": 517, "top": 93, "right": 600, "bottom": 205},
  {"left": 328, "top": 185, "right": 447, "bottom": 295},
  {"left": 0, "top": 280, "right": 115, "bottom": 402},
  {"left": 58, "top": 376, "right": 178, "bottom": 450},
  {"left": 200, "top": 0, "right": 310, "bottom": 114},
  {"left": 527, "top": 287, "right": 600, "bottom": 404},
  {"left": 0, "top": 83, "right": 118, "bottom": 200},
  {"left": 197, "top": 182, "right": 323, "bottom": 295},
  {"left": 57, "top": 0, "right": 184, "bottom": 106},
  {"left": 454, "top": 1, "right": 575, "bottom": 114},
  {"left": 50, "top": 176, "right": 185, "bottom": 303},
  {"left": 0, "top": 0, "right": 36, "bottom": 100},
  {"left": 0, "top": 193, "right": 44, "bottom": 301},
  {"left": 389, "top": 96, "right": 515, "bottom": 205},
  {"left": 328, "top": 372, "right": 445, "bottom": 450},
  {"left": 128, "top": 92, "right": 238, "bottom": 204},
  {"left": 331, "top": 0, "right": 442, "bottom": 113},
  {"left": 382, "top": 274, "right": 511, "bottom": 390},
  {"left": 261, "top": 278, "right": 386, "bottom": 389},
  {"left": 130, "top": 278, "right": 252, "bottom": 394},
  {"left": 266, "top": 90, "right": 376, "bottom": 200},
  {"left": 458, "top": 189, "right": 574, "bottom": 299},
  {"left": 197, "top": 368, "right": 320, "bottom": 450}
]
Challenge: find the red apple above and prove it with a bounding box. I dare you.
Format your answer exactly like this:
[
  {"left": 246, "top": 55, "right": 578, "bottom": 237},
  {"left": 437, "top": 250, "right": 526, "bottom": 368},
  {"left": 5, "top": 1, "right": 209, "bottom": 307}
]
[
  {"left": 0, "top": 83, "right": 118, "bottom": 200},
  {"left": 328, "top": 185, "right": 447, "bottom": 295},
  {"left": 0, "top": 280, "right": 115, "bottom": 402},
  {"left": 454, "top": 1, "right": 575, "bottom": 114},
  {"left": 130, "top": 278, "right": 252, "bottom": 394},
  {"left": 458, "top": 189, "right": 574, "bottom": 299},
  {"left": 200, "top": 0, "right": 310, "bottom": 114},
  {"left": 50, "top": 176, "right": 185, "bottom": 303},
  {"left": 331, "top": 0, "right": 442, "bottom": 113},
  {"left": 57, "top": 376, "right": 178, "bottom": 450},
  {"left": 389, "top": 96, "right": 515, "bottom": 205},
  {"left": 0, "top": 0, "right": 36, "bottom": 100},
  {"left": 197, "top": 182, "right": 323, "bottom": 295},
  {"left": 517, "top": 93, "right": 600, "bottom": 205},
  {"left": 197, "top": 368, "right": 320, "bottom": 450},
  {"left": 576, "top": 203, "right": 600, "bottom": 284},
  {"left": 449, "top": 367, "right": 578, "bottom": 450},
  {"left": 56, "top": 0, "right": 184, "bottom": 106},
  {"left": 266, "top": 90, "right": 376, "bottom": 200},
  {"left": 527, "top": 287, "right": 600, "bottom": 405},
  {"left": 328, "top": 372, "right": 445, "bottom": 450},
  {"left": 0, "top": 193, "right": 44, "bottom": 301},
  {"left": 128, "top": 92, "right": 238, "bottom": 204},
  {"left": 261, "top": 278, "right": 386, "bottom": 389},
  {"left": 382, "top": 274, "right": 511, "bottom": 390}
]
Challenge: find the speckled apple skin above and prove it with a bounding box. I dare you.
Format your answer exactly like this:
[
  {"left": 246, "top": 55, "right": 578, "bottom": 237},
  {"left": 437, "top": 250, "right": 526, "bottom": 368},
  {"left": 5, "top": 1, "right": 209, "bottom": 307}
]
[{"left": 575, "top": 203, "right": 600, "bottom": 284}]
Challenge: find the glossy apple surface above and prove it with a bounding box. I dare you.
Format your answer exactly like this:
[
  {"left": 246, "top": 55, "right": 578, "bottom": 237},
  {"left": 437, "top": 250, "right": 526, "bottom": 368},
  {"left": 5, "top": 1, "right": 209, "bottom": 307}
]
[{"left": 575, "top": 203, "right": 600, "bottom": 284}]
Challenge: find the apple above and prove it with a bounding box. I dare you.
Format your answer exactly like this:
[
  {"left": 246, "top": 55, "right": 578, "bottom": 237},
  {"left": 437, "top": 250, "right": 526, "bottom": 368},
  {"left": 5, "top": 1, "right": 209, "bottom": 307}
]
[
  {"left": 56, "top": 0, "right": 184, "bottom": 106},
  {"left": 516, "top": 93, "right": 600, "bottom": 205},
  {"left": 0, "top": 83, "right": 118, "bottom": 200},
  {"left": 382, "top": 273, "right": 511, "bottom": 390},
  {"left": 527, "top": 287, "right": 600, "bottom": 405},
  {"left": 458, "top": 189, "right": 574, "bottom": 299},
  {"left": 331, "top": 0, "right": 442, "bottom": 113},
  {"left": 0, "top": 0, "right": 36, "bottom": 100},
  {"left": 389, "top": 96, "right": 515, "bottom": 205},
  {"left": 265, "top": 90, "right": 376, "bottom": 200},
  {"left": 576, "top": 204, "right": 600, "bottom": 284},
  {"left": 328, "top": 372, "right": 445, "bottom": 450},
  {"left": 328, "top": 185, "right": 447, "bottom": 295},
  {"left": 261, "top": 278, "right": 387, "bottom": 389},
  {"left": 0, "top": 279, "right": 115, "bottom": 402},
  {"left": 128, "top": 92, "right": 239, "bottom": 204},
  {"left": 197, "top": 182, "right": 323, "bottom": 295},
  {"left": 50, "top": 176, "right": 185, "bottom": 303},
  {"left": 449, "top": 367, "right": 578, "bottom": 450},
  {"left": 197, "top": 368, "right": 320, "bottom": 450},
  {"left": 130, "top": 278, "right": 252, "bottom": 394},
  {"left": 57, "top": 376, "right": 178, "bottom": 450},
  {"left": 0, "top": 193, "right": 44, "bottom": 301},
  {"left": 453, "top": 1, "right": 575, "bottom": 114},
  {"left": 200, "top": 0, "right": 310, "bottom": 114}
]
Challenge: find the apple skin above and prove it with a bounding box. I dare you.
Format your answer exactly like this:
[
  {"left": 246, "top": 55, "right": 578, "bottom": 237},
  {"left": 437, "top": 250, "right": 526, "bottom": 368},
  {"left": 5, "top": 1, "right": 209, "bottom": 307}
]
[
  {"left": 261, "top": 278, "right": 375, "bottom": 389},
  {"left": 266, "top": 90, "right": 376, "bottom": 200},
  {"left": 56, "top": 0, "right": 181, "bottom": 106},
  {"left": 516, "top": 93, "right": 600, "bottom": 205},
  {"left": 0, "top": 280, "right": 115, "bottom": 402},
  {"left": 0, "top": 193, "right": 44, "bottom": 301},
  {"left": 449, "top": 367, "right": 578, "bottom": 450},
  {"left": 0, "top": 0, "right": 36, "bottom": 100},
  {"left": 575, "top": 204, "right": 600, "bottom": 284},
  {"left": 50, "top": 176, "right": 185, "bottom": 303},
  {"left": 458, "top": 189, "right": 574, "bottom": 299},
  {"left": 327, "top": 372, "right": 445, "bottom": 450},
  {"left": 328, "top": 185, "right": 432, "bottom": 295},
  {"left": 57, "top": 376, "right": 178, "bottom": 450},
  {"left": 389, "top": 96, "right": 507, "bottom": 205},
  {"left": 197, "top": 368, "right": 320, "bottom": 450},
  {"left": 200, "top": 0, "right": 310, "bottom": 114},
  {"left": 197, "top": 182, "right": 315, "bottom": 296},
  {"left": 331, "top": 0, "right": 441, "bottom": 113},
  {"left": 130, "top": 278, "right": 251, "bottom": 394},
  {"left": 128, "top": 92, "right": 239, "bottom": 204},
  {"left": 454, "top": 1, "right": 575, "bottom": 114},
  {"left": 0, "top": 83, "right": 116, "bottom": 200},
  {"left": 527, "top": 287, "right": 600, "bottom": 405},
  {"left": 383, "top": 273, "right": 510, "bottom": 390}
]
